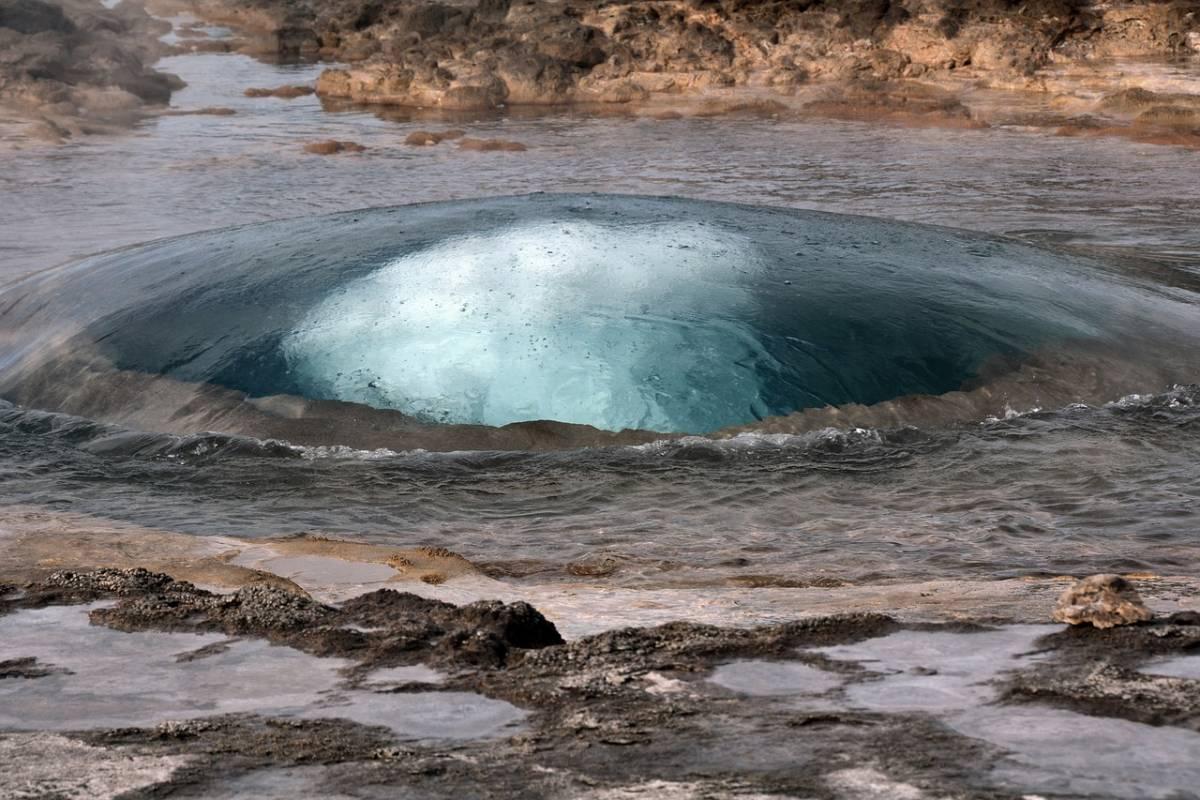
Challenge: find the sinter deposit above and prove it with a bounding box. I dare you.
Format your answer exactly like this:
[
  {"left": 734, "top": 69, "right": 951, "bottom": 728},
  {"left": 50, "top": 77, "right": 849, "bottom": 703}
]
[{"left": 1054, "top": 573, "right": 1155, "bottom": 629}]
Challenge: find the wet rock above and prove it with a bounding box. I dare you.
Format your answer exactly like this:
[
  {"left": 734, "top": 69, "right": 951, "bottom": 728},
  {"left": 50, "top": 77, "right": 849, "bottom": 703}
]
[
  {"left": 1100, "top": 87, "right": 1165, "bottom": 112},
  {"left": 1003, "top": 616, "right": 1200, "bottom": 728},
  {"left": 404, "top": 130, "right": 440, "bottom": 146},
  {"left": 83, "top": 715, "right": 395, "bottom": 765},
  {"left": 457, "top": 137, "right": 527, "bottom": 152},
  {"left": 1053, "top": 574, "right": 1153, "bottom": 629},
  {"left": 1136, "top": 105, "right": 1200, "bottom": 129},
  {"left": 403, "top": 128, "right": 464, "bottom": 146},
  {"left": 441, "top": 79, "right": 509, "bottom": 111},
  {"left": 173, "top": 639, "right": 237, "bottom": 662},
  {"left": 0, "top": 732, "right": 193, "bottom": 799},
  {"left": 39, "top": 567, "right": 179, "bottom": 599},
  {"left": 244, "top": 84, "right": 315, "bottom": 99},
  {"left": 302, "top": 139, "right": 367, "bottom": 154},
  {"left": 175, "top": 0, "right": 1194, "bottom": 118},
  {"left": 1009, "top": 661, "right": 1200, "bottom": 731},
  {"left": 802, "top": 81, "right": 985, "bottom": 129},
  {"left": 92, "top": 581, "right": 335, "bottom": 635},
  {"left": 725, "top": 574, "right": 845, "bottom": 589},
  {"left": 1053, "top": 117, "right": 1200, "bottom": 151},
  {"left": 0, "top": 656, "right": 69, "bottom": 678},
  {"left": 566, "top": 554, "right": 622, "bottom": 578},
  {"left": 452, "top": 599, "right": 563, "bottom": 650},
  {"left": 1167, "top": 610, "right": 1200, "bottom": 626},
  {"left": 337, "top": 589, "right": 562, "bottom": 667},
  {"left": 9, "top": 569, "right": 1142, "bottom": 798},
  {"left": 27, "top": 571, "right": 562, "bottom": 669},
  {"left": 496, "top": 613, "right": 897, "bottom": 706},
  {"left": 172, "top": 36, "right": 234, "bottom": 53},
  {"left": 1101, "top": 88, "right": 1200, "bottom": 114},
  {"left": 162, "top": 106, "right": 237, "bottom": 116}
]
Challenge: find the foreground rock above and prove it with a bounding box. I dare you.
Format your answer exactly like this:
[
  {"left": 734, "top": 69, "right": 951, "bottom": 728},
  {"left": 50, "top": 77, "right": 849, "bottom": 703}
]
[
  {"left": 12, "top": 567, "right": 564, "bottom": 669},
  {"left": 3, "top": 567, "right": 1200, "bottom": 798},
  {"left": 1053, "top": 573, "right": 1154, "bottom": 629},
  {"left": 0, "top": 0, "right": 179, "bottom": 140},
  {"left": 1005, "top": 610, "right": 1200, "bottom": 728}
]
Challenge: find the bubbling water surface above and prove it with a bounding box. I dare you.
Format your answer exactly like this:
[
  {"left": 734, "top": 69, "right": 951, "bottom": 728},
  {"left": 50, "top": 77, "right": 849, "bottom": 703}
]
[{"left": 1, "top": 194, "right": 1196, "bottom": 447}]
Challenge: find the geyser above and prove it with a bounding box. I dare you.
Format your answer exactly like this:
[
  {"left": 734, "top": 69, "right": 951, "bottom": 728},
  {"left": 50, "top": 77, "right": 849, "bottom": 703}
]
[
  {"left": 0, "top": 194, "right": 1194, "bottom": 445},
  {"left": 282, "top": 219, "right": 768, "bottom": 432}
]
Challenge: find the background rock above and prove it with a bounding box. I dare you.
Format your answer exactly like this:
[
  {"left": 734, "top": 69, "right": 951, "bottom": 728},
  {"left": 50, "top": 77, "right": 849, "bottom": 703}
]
[
  {"left": 0, "top": 0, "right": 178, "bottom": 138},
  {"left": 172, "top": 0, "right": 1200, "bottom": 112}
]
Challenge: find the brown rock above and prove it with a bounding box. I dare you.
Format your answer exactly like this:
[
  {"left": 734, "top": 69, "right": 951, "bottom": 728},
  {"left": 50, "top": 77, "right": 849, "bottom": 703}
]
[
  {"left": 1101, "top": 88, "right": 1169, "bottom": 112},
  {"left": 244, "top": 85, "right": 315, "bottom": 99},
  {"left": 190, "top": 0, "right": 1200, "bottom": 121},
  {"left": 405, "top": 130, "right": 440, "bottom": 146},
  {"left": 302, "top": 139, "right": 366, "bottom": 155},
  {"left": 1055, "top": 119, "right": 1200, "bottom": 151},
  {"left": 1135, "top": 105, "right": 1200, "bottom": 129},
  {"left": 173, "top": 38, "right": 234, "bottom": 54},
  {"left": 440, "top": 79, "right": 508, "bottom": 111},
  {"left": 566, "top": 555, "right": 621, "bottom": 578},
  {"left": 803, "top": 82, "right": 987, "bottom": 130},
  {"left": 1053, "top": 574, "right": 1153, "bottom": 629},
  {"left": 404, "top": 129, "right": 467, "bottom": 146},
  {"left": 458, "top": 137, "right": 526, "bottom": 152},
  {"left": 162, "top": 106, "right": 236, "bottom": 116}
]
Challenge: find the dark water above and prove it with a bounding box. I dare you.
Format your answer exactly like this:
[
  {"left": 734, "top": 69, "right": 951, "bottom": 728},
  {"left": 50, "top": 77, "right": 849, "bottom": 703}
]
[
  {"left": 6, "top": 195, "right": 1196, "bottom": 442},
  {"left": 1, "top": 384, "right": 1199, "bottom": 586}
]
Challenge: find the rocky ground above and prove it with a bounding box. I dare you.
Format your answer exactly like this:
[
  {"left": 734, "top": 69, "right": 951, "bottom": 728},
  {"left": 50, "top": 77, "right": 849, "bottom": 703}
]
[
  {"left": 5, "top": 0, "right": 1200, "bottom": 145},
  {"left": 154, "top": 0, "right": 1200, "bottom": 145},
  {"left": 0, "top": 0, "right": 183, "bottom": 140},
  {"left": 1, "top": 567, "right": 1199, "bottom": 798}
]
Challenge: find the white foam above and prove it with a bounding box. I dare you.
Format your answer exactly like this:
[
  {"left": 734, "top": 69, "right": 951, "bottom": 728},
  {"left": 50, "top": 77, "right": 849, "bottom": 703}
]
[{"left": 283, "top": 220, "right": 768, "bottom": 433}]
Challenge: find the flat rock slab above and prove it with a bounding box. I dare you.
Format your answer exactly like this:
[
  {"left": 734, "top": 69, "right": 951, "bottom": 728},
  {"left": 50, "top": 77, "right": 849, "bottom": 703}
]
[
  {"left": 0, "top": 605, "right": 524, "bottom": 740},
  {"left": 0, "top": 732, "right": 192, "bottom": 800}
]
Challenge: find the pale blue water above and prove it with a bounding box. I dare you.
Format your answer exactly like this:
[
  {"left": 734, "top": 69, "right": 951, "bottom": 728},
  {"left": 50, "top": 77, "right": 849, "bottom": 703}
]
[{"left": 7, "top": 195, "right": 1190, "bottom": 437}]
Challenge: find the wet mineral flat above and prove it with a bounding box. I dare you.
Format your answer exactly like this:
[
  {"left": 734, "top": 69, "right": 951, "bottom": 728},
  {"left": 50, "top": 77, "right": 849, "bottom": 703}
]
[{"left": 0, "top": 605, "right": 524, "bottom": 740}]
